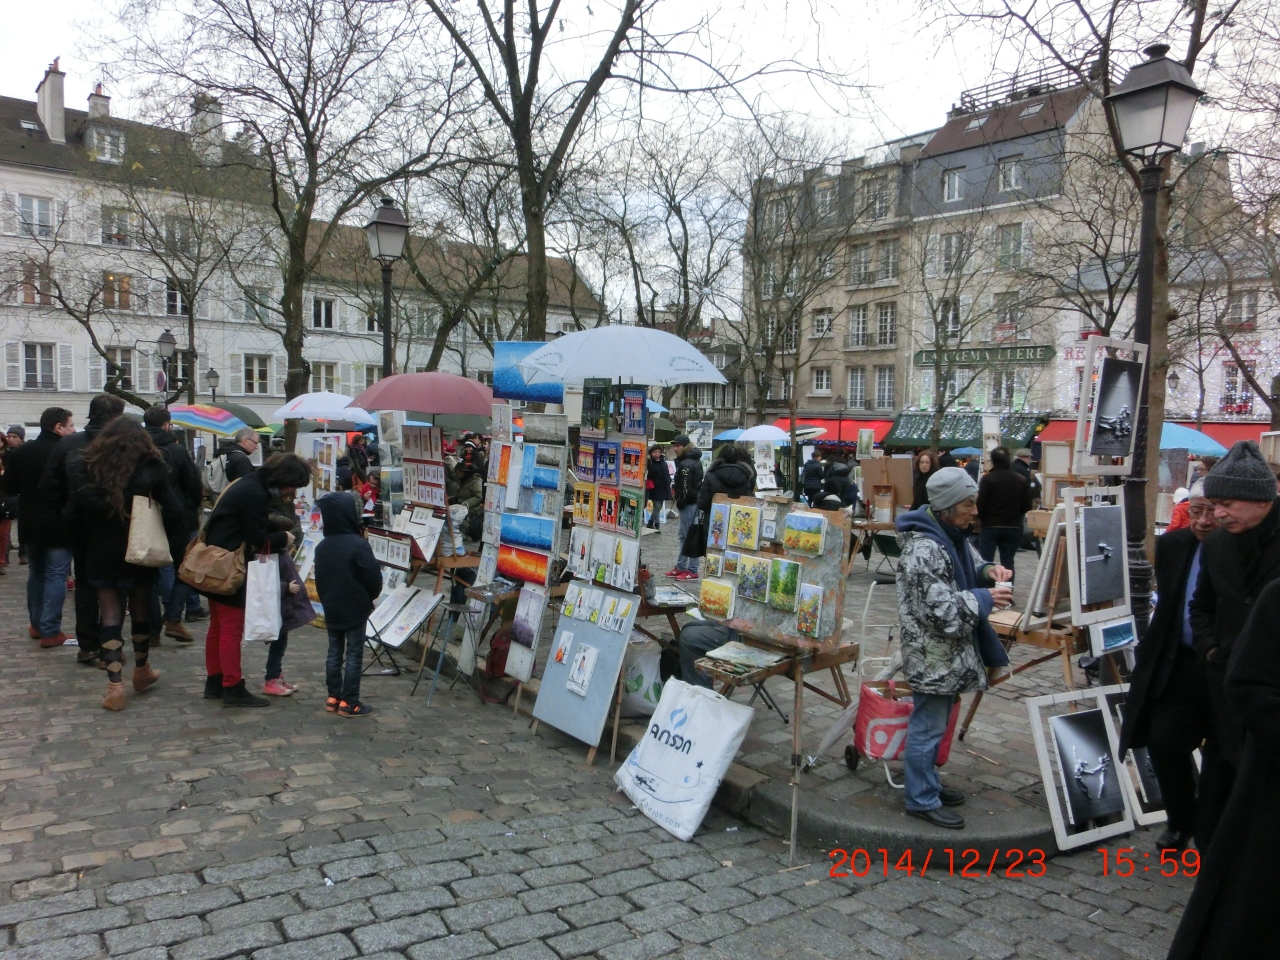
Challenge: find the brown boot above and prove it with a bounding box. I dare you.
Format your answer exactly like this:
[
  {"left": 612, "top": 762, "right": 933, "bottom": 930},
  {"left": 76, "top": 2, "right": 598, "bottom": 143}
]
[
  {"left": 102, "top": 682, "right": 127, "bottom": 711},
  {"left": 132, "top": 663, "right": 160, "bottom": 693},
  {"left": 164, "top": 620, "right": 194, "bottom": 642}
]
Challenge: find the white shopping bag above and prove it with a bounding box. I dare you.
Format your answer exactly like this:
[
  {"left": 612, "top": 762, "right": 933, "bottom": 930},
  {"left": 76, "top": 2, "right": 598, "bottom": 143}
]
[
  {"left": 243, "top": 553, "right": 282, "bottom": 643},
  {"left": 620, "top": 640, "right": 664, "bottom": 717},
  {"left": 615, "top": 678, "right": 754, "bottom": 841}
]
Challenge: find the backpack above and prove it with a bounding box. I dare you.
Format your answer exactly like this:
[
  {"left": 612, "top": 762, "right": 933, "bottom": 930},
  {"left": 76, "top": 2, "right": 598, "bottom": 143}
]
[{"left": 204, "top": 455, "right": 231, "bottom": 497}]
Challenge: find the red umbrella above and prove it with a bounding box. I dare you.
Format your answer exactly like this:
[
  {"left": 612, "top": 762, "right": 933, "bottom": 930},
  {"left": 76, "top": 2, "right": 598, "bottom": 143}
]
[{"left": 353, "top": 372, "right": 495, "bottom": 416}]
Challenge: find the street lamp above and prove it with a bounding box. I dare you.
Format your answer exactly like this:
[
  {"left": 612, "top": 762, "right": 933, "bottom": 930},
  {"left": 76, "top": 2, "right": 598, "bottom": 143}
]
[
  {"left": 1167, "top": 368, "right": 1180, "bottom": 392},
  {"left": 833, "top": 394, "right": 847, "bottom": 451},
  {"left": 1105, "top": 43, "right": 1203, "bottom": 634},
  {"left": 364, "top": 197, "right": 410, "bottom": 378},
  {"left": 205, "top": 367, "right": 220, "bottom": 405}
]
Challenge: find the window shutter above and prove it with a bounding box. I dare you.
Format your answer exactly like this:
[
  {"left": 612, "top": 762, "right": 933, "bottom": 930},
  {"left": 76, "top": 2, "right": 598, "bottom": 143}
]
[
  {"left": 85, "top": 204, "right": 101, "bottom": 246},
  {"left": 960, "top": 295, "right": 974, "bottom": 342},
  {"left": 4, "top": 341, "right": 21, "bottom": 390},
  {"left": 227, "top": 352, "right": 243, "bottom": 395},
  {"left": 982, "top": 225, "right": 996, "bottom": 266},
  {"left": 925, "top": 236, "right": 939, "bottom": 279},
  {"left": 57, "top": 343, "right": 75, "bottom": 392},
  {"left": 88, "top": 351, "right": 104, "bottom": 391},
  {"left": 136, "top": 352, "right": 153, "bottom": 397},
  {"left": 273, "top": 355, "right": 287, "bottom": 397},
  {"left": 2, "top": 195, "right": 18, "bottom": 236},
  {"left": 1022, "top": 222, "right": 1034, "bottom": 265},
  {"left": 338, "top": 362, "right": 354, "bottom": 397}
]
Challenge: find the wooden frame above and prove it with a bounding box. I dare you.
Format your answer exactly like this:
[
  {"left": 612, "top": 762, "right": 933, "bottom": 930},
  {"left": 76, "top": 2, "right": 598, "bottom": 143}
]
[
  {"left": 1098, "top": 684, "right": 1169, "bottom": 828},
  {"left": 1073, "top": 336, "right": 1149, "bottom": 477},
  {"left": 1026, "top": 687, "right": 1135, "bottom": 850},
  {"left": 1063, "top": 486, "right": 1132, "bottom": 628}
]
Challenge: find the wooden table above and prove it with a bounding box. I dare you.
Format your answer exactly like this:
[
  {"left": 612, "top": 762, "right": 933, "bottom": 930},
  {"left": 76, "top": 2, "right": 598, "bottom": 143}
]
[
  {"left": 630, "top": 599, "right": 694, "bottom": 650},
  {"left": 850, "top": 520, "right": 896, "bottom": 560}
]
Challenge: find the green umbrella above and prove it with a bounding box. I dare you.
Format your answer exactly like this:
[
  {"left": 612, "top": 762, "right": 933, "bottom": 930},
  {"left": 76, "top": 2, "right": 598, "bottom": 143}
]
[
  {"left": 652, "top": 417, "right": 678, "bottom": 442},
  {"left": 207, "top": 402, "right": 267, "bottom": 429}
]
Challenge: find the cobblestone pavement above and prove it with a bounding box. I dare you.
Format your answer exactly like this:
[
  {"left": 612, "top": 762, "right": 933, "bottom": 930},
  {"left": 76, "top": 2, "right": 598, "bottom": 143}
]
[{"left": 0, "top": 546, "right": 1193, "bottom": 960}]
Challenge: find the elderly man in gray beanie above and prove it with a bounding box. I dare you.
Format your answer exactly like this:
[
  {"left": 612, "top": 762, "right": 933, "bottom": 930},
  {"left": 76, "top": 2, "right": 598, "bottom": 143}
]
[
  {"left": 1187, "top": 439, "right": 1280, "bottom": 846},
  {"left": 893, "top": 467, "right": 1013, "bottom": 828}
]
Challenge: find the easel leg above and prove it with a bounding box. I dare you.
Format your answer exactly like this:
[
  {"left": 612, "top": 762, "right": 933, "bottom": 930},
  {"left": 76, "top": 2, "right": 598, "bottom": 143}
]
[
  {"left": 789, "top": 665, "right": 804, "bottom": 867},
  {"left": 958, "top": 691, "right": 984, "bottom": 741},
  {"left": 586, "top": 745, "right": 597, "bottom": 766},
  {"left": 610, "top": 676, "right": 623, "bottom": 763}
]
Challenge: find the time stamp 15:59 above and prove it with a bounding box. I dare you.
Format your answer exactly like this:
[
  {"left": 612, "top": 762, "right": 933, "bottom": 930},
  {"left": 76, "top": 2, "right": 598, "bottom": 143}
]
[{"left": 826, "top": 847, "right": 1199, "bottom": 879}]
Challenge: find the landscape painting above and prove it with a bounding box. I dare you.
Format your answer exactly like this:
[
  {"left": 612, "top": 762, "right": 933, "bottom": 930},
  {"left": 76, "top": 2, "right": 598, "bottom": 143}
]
[
  {"left": 796, "top": 582, "right": 823, "bottom": 637},
  {"left": 783, "top": 512, "right": 827, "bottom": 556},
  {"left": 737, "top": 555, "right": 771, "bottom": 603},
  {"left": 699, "top": 578, "right": 736, "bottom": 620},
  {"left": 768, "top": 557, "right": 801, "bottom": 612}
]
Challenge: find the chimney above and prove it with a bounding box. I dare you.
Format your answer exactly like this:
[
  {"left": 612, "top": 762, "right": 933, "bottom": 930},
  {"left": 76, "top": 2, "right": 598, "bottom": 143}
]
[
  {"left": 191, "top": 93, "right": 223, "bottom": 163},
  {"left": 87, "top": 83, "right": 110, "bottom": 119},
  {"left": 36, "top": 58, "right": 66, "bottom": 145}
]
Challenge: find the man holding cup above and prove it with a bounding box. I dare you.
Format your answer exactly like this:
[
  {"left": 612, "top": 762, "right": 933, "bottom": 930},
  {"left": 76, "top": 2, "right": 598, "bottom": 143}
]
[{"left": 895, "top": 467, "right": 1013, "bottom": 829}]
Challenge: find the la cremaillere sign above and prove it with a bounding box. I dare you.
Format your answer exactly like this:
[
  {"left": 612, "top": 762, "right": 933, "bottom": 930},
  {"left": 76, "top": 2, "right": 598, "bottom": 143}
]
[{"left": 913, "top": 344, "right": 1056, "bottom": 366}]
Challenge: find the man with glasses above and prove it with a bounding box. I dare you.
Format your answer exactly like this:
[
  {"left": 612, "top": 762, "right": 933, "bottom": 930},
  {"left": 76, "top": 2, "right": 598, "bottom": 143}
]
[
  {"left": 1120, "top": 480, "right": 1219, "bottom": 851},
  {"left": 213, "top": 427, "right": 260, "bottom": 486}
]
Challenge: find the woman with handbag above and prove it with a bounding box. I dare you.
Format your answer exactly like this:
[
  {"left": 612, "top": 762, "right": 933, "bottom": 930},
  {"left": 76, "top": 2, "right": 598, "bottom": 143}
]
[
  {"left": 645, "top": 445, "right": 671, "bottom": 530},
  {"left": 63, "top": 419, "right": 185, "bottom": 711},
  {"left": 195, "top": 453, "right": 311, "bottom": 707}
]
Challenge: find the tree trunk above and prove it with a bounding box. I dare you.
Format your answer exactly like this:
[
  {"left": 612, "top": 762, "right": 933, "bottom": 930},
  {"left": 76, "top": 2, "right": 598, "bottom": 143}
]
[
  {"left": 523, "top": 201, "right": 550, "bottom": 344},
  {"left": 280, "top": 254, "right": 308, "bottom": 452},
  {"left": 1145, "top": 184, "right": 1173, "bottom": 560}
]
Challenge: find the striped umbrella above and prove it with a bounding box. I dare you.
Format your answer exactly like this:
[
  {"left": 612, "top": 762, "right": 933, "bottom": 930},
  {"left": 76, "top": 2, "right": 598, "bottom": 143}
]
[{"left": 167, "top": 404, "right": 250, "bottom": 437}]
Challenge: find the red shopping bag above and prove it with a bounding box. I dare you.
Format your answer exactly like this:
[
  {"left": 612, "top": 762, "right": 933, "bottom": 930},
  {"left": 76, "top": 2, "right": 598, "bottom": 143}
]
[{"left": 853, "top": 681, "right": 961, "bottom": 765}]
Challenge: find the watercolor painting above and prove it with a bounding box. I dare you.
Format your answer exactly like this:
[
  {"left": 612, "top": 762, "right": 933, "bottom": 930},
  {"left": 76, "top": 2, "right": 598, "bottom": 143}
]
[
  {"left": 520, "top": 442, "right": 538, "bottom": 488},
  {"left": 796, "top": 582, "right": 823, "bottom": 637},
  {"left": 500, "top": 512, "right": 556, "bottom": 551},
  {"left": 496, "top": 544, "right": 552, "bottom": 585},
  {"left": 621, "top": 388, "right": 648, "bottom": 436},
  {"left": 707, "top": 502, "right": 731, "bottom": 551},
  {"left": 551, "top": 630, "right": 573, "bottom": 664},
  {"left": 566, "top": 643, "right": 599, "bottom": 696},
  {"left": 512, "top": 585, "right": 548, "bottom": 648},
  {"left": 726, "top": 504, "right": 761, "bottom": 551},
  {"left": 595, "top": 440, "right": 620, "bottom": 484},
  {"left": 522, "top": 412, "right": 569, "bottom": 445},
  {"left": 576, "top": 440, "right": 596, "bottom": 482},
  {"left": 723, "top": 551, "right": 740, "bottom": 575},
  {"left": 567, "top": 525, "right": 592, "bottom": 578},
  {"left": 699, "top": 578, "right": 736, "bottom": 620},
  {"left": 595, "top": 486, "right": 619, "bottom": 532},
  {"left": 572, "top": 483, "right": 596, "bottom": 525},
  {"left": 704, "top": 553, "right": 723, "bottom": 578},
  {"left": 737, "top": 555, "right": 771, "bottom": 603},
  {"left": 768, "top": 557, "right": 801, "bottom": 612},
  {"left": 617, "top": 488, "right": 643, "bottom": 539},
  {"left": 492, "top": 341, "right": 565, "bottom": 404},
  {"left": 620, "top": 440, "right": 645, "bottom": 486},
  {"left": 783, "top": 511, "right": 827, "bottom": 556}
]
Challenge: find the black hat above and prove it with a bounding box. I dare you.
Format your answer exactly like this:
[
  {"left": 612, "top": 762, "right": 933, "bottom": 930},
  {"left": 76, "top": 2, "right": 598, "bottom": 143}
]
[
  {"left": 672, "top": 434, "right": 691, "bottom": 446},
  {"left": 1204, "top": 440, "right": 1276, "bottom": 502}
]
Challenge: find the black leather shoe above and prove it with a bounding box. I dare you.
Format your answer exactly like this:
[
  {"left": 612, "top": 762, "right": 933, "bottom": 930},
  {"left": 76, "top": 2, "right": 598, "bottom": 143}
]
[
  {"left": 939, "top": 787, "right": 966, "bottom": 807},
  {"left": 907, "top": 807, "right": 965, "bottom": 829},
  {"left": 1156, "top": 828, "right": 1190, "bottom": 851},
  {"left": 222, "top": 679, "right": 269, "bottom": 708},
  {"left": 203, "top": 675, "right": 224, "bottom": 699}
]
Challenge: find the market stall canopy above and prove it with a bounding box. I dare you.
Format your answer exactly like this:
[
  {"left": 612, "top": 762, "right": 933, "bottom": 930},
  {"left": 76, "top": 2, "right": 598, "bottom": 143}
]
[
  {"left": 167, "top": 404, "right": 250, "bottom": 437},
  {"left": 1160, "top": 422, "right": 1228, "bottom": 456},
  {"left": 773, "top": 417, "right": 894, "bottom": 445},
  {"left": 715, "top": 428, "right": 744, "bottom": 441},
  {"left": 882, "top": 411, "right": 1049, "bottom": 451},
  {"left": 516, "top": 326, "right": 727, "bottom": 387},
  {"left": 353, "top": 372, "right": 494, "bottom": 416},
  {"left": 207, "top": 401, "right": 267, "bottom": 429},
  {"left": 1036, "top": 418, "right": 1259, "bottom": 452},
  {"left": 272, "top": 392, "right": 374, "bottom": 426}
]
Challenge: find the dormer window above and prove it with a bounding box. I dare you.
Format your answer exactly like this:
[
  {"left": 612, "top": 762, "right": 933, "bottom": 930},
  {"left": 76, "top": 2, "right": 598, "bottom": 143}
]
[
  {"left": 19, "top": 120, "right": 40, "bottom": 132},
  {"left": 965, "top": 115, "right": 987, "bottom": 132},
  {"left": 90, "top": 126, "right": 125, "bottom": 163},
  {"left": 1019, "top": 102, "right": 1044, "bottom": 119}
]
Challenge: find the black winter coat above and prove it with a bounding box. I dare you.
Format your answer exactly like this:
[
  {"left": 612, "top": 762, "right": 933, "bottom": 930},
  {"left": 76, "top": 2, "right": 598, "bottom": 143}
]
[
  {"left": 314, "top": 493, "right": 382, "bottom": 630},
  {"left": 697, "top": 459, "right": 756, "bottom": 513},
  {"left": 976, "top": 466, "right": 1032, "bottom": 528},
  {"left": 1167, "top": 577, "right": 1280, "bottom": 958},
  {"left": 911, "top": 469, "right": 934, "bottom": 510},
  {"left": 213, "top": 440, "right": 255, "bottom": 484},
  {"left": 672, "top": 447, "right": 704, "bottom": 508},
  {"left": 1189, "top": 499, "right": 1280, "bottom": 765},
  {"left": 646, "top": 456, "right": 672, "bottom": 502},
  {"left": 2, "top": 431, "right": 68, "bottom": 548},
  {"left": 1011, "top": 458, "right": 1041, "bottom": 502},
  {"left": 148, "top": 427, "right": 202, "bottom": 544},
  {"left": 199, "top": 468, "right": 291, "bottom": 607},
  {"left": 1118, "top": 528, "right": 1201, "bottom": 757},
  {"left": 41, "top": 419, "right": 107, "bottom": 517},
  {"left": 63, "top": 457, "right": 185, "bottom": 583},
  {"left": 801, "top": 457, "right": 825, "bottom": 493}
]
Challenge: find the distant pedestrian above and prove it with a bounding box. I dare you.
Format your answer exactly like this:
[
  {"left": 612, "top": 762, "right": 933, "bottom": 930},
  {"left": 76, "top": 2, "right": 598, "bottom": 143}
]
[
  {"left": 697, "top": 443, "right": 756, "bottom": 514},
  {"left": 976, "top": 447, "right": 1032, "bottom": 579},
  {"left": 667, "top": 435, "right": 705, "bottom": 580},
  {"left": 63, "top": 418, "right": 185, "bottom": 711},
  {"left": 346, "top": 433, "right": 371, "bottom": 483},
  {"left": 911, "top": 451, "right": 937, "bottom": 510},
  {"left": 963, "top": 456, "right": 980, "bottom": 481},
  {"left": 801, "top": 449, "right": 825, "bottom": 505},
  {"left": 314, "top": 492, "right": 382, "bottom": 717},
  {"left": 1011, "top": 448, "right": 1040, "bottom": 504},
  {"left": 144, "top": 404, "right": 204, "bottom": 645},
  {"left": 645, "top": 445, "right": 671, "bottom": 529}
]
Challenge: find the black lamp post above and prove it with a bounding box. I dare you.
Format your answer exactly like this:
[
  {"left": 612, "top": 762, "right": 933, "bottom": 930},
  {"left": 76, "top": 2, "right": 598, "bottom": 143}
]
[
  {"left": 1105, "top": 43, "right": 1203, "bottom": 634},
  {"left": 833, "top": 393, "right": 847, "bottom": 451},
  {"left": 364, "top": 197, "right": 410, "bottom": 378},
  {"left": 206, "top": 367, "right": 220, "bottom": 405}
]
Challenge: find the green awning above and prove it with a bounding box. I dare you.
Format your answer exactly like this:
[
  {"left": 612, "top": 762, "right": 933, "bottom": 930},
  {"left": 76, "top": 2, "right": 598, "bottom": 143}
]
[{"left": 882, "top": 411, "right": 1050, "bottom": 451}]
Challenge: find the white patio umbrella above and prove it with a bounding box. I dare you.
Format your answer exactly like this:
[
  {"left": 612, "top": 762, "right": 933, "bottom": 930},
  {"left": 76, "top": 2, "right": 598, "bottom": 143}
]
[
  {"left": 516, "top": 326, "right": 727, "bottom": 387},
  {"left": 737, "top": 424, "right": 791, "bottom": 445},
  {"left": 272, "top": 392, "right": 375, "bottom": 426}
]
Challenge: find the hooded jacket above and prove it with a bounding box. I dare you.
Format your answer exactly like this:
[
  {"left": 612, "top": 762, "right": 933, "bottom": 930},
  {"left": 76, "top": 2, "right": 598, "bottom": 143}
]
[
  {"left": 314, "top": 492, "right": 382, "bottom": 631},
  {"left": 148, "top": 426, "right": 203, "bottom": 544},
  {"left": 2, "top": 430, "right": 68, "bottom": 548},
  {"left": 196, "top": 467, "right": 290, "bottom": 607},
  {"left": 801, "top": 457, "right": 825, "bottom": 493},
  {"left": 213, "top": 439, "right": 255, "bottom": 485},
  {"left": 672, "top": 446, "right": 704, "bottom": 508},
  {"left": 646, "top": 454, "right": 672, "bottom": 501},
  {"left": 697, "top": 458, "right": 756, "bottom": 513},
  {"left": 894, "top": 505, "right": 1003, "bottom": 695}
]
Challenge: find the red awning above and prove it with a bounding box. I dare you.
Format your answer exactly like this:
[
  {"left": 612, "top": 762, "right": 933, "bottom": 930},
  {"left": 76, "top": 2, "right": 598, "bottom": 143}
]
[
  {"left": 772, "top": 417, "right": 894, "bottom": 443},
  {"left": 1034, "top": 418, "right": 1269, "bottom": 448}
]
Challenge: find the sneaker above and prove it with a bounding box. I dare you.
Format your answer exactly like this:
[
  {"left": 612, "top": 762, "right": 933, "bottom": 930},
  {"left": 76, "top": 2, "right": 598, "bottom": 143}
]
[
  {"left": 338, "top": 700, "right": 374, "bottom": 718},
  {"left": 278, "top": 676, "right": 298, "bottom": 693},
  {"left": 39, "top": 632, "right": 69, "bottom": 648},
  {"left": 263, "top": 677, "right": 294, "bottom": 697},
  {"left": 675, "top": 570, "right": 700, "bottom": 581},
  {"left": 664, "top": 568, "right": 683, "bottom": 578},
  {"left": 325, "top": 696, "right": 340, "bottom": 713}
]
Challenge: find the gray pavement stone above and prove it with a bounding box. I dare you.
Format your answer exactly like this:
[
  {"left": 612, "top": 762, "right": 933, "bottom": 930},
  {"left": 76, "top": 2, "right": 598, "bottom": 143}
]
[
  {"left": 352, "top": 913, "right": 450, "bottom": 953},
  {"left": 488, "top": 943, "right": 559, "bottom": 960},
  {"left": 598, "top": 931, "right": 681, "bottom": 960},
  {"left": 207, "top": 893, "right": 302, "bottom": 932},
  {"left": 0, "top": 890, "right": 97, "bottom": 925},
  {"left": 518, "top": 881, "right": 596, "bottom": 914},
  {"left": 250, "top": 933, "right": 359, "bottom": 960},
  {"left": 558, "top": 894, "right": 635, "bottom": 929},
  {"left": 442, "top": 897, "right": 527, "bottom": 933},
  {"left": 297, "top": 875, "right": 395, "bottom": 909},
  {"left": 104, "top": 916, "right": 205, "bottom": 954},
  {"left": 204, "top": 857, "right": 294, "bottom": 884},
  {"left": 450, "top": 873, "right": 529, "bottom": 902},
  {"left": 142, "top": 886, "right": 242, "bottom": 921},
  {"left": 105, "top": 874, "right": 201, "bottom": 904},
  {"left": 15, "top": 905, "right": 131, "bottom": 944},
  {"left": 406, "top": 932, "right": 498, "bottom": 960},
  {"left": 622, "top": 903, "right": 697, "bottom": 934},
  {"left": 485, "top": 911, "right": 570, "bottom": 947},
  {"left": 371, "top": 888, "right": 457, "bottom": 919},
  {"left": 323, "top": 851, "right": 407, "bottom": 882},
  {"left": 668, "top": 912, "right": 745, "bottom": 944},
  {"left": 291, "top": 841, "right": 374, "bottom": 866},
  {"left": 2, "top": 934, "right": 106, "bottom": 960},
  {"left": 388, "top": 861, "right": 473, "bottom": 891},
  {"left": 279, "top": 901, "right": 375, "bottom": 939},
  {"left": 170, "top": 922, "right": 285, "bottom": 960},
  {"left": 545, "top": 920, "right": 635, "bottom": 958}
]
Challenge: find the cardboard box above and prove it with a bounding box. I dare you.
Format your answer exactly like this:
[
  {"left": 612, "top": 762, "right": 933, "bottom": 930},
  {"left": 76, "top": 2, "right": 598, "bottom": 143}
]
[{"left": 860, "top": 456, "right": 913, "bottom": 510}]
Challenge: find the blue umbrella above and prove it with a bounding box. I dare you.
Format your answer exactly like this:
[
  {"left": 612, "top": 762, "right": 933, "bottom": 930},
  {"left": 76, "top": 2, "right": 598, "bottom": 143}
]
[
  {"left": 1161, "top": 422, "right": 1227, "bottom": 456},
  {"left": 951, "top": 446, "right": 983, "bottom": 456},
  {"left": 714, "top": 428, "right": 744, "bottom": 441}
]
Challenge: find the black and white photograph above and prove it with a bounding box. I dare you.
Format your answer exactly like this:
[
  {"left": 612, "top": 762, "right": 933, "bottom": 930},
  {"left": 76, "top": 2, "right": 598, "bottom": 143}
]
[
  {"left": 1089, "top": 615, "right": 1138, "bottom": 656},
  {"left": 1080, "top": 504, "right": 1127, "bottom": 605},
  {"left": 1086, "top": 357, "right": 1143, "bottom": 457},
  {"left": 1049, "top": 709, "right": 1127, "bottom": 826}
]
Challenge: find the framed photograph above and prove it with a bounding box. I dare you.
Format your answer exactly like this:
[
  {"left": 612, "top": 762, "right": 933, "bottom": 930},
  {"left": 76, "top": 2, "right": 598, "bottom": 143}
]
[
  {"left": 1101, "top": 685, "right": 1169, "bottom": 827},
  {"left": 1073, "top": 336, "right": 1149, "bottom": 477},
  {"left": 1063, "top": 487, "right": 1132, "bottom": 627},
  {"left": 621, "top": 388, "right": 648, "bottom": 436},
  {"left": 1088, "top": 616, "right": 1138, "bottom": 657},
  {"left": 619, "top": 440, "right": 645, "bottom": 487},
  {"left": 1026, "top": 687, "right": 1135, "bottom": 851}
]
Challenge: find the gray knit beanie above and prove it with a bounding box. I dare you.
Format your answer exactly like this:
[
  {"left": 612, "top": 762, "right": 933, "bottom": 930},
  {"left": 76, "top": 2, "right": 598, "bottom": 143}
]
[
  {"left": 927, "top": 467, "right": 979, "bottom": 511},
  {"left": 1203, "top": 441, "right": 1276, "bottom": 502}
]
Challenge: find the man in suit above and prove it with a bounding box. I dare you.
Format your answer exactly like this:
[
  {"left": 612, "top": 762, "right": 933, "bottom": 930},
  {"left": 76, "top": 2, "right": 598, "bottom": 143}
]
[
  {"left": 1188, "top": 440, "right": 1280, "bottom": 848},
  {"left": 1119, "top": 480, "right": 1217, "bottom": 850}
]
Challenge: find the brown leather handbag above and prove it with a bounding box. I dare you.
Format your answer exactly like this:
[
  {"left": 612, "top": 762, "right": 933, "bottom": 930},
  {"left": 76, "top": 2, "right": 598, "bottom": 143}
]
[{"left": 178, "top": 481, "right": 246, "bottom": 595}]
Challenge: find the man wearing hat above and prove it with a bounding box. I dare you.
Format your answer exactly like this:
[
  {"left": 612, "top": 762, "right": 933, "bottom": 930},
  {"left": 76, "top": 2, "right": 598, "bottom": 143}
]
[
  {"left": 895, "top": 467, "right": 1013, "bottom": 828},
  {"left": 1011, "top": 448, "right": 1040, "bottom": 504},
  {"left": 1189, "top": 439, "right": 1280, "bottom": 846},
  {"left": 666, "top": 434, "right": 705, "bottom": 580}
]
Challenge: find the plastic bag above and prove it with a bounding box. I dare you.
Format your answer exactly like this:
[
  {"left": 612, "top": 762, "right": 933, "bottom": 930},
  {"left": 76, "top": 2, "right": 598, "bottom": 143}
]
[
  {"left": 853, "top": 681, "right": 960, "bottom": 765},
  {"left": 243, "top": 553, "right": 282, "bottom": 643},
  {"left": 620, "top": 640, "right": 664, "bottom": 717}
]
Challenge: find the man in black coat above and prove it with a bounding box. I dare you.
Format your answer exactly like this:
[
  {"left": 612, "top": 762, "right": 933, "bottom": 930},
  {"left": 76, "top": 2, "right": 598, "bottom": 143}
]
[
  {"left": 144, "top": 405, "right": 205, "bottom": 643},
  {"left": 1011, "top": 448, "right": 1041, "bottom": 504},
  {"left": 212, "top": 428, "right": 259, "bottom": 487},
  {"left": 801, "top": 449, "right": 824, "bottom": 505},
  {"left": 41, "top": 393, "right": 126, "bottom": 662},
  {"left": 1188, "top": 440, "right": 1280, "bottom": 848},
  {"left": 2, "top": 407, "right": 76, "bottom": 648},
  {"left": 975, "top": 447, "right": 1033, "bottom": 579},
  {"left": 668, "top": 435, "right": 705, "bottom": 579},
  {"left": 1119, "top": 481, "right": 1218, "bottom": 851}
]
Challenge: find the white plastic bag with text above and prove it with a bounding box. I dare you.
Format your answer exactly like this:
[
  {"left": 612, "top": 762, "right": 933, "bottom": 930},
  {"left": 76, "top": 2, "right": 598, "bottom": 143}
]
[{"left": 243, "top": 554, "right": 282, "bottom": 643}]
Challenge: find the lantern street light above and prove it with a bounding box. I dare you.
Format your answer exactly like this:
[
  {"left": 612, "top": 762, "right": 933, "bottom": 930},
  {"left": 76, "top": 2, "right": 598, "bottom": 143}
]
[
  {"left": 364, "top": 197, "right": 410, "bottom": 378},
  {"left": 206, "top": 367, "right": 220, "bottom": 405},
  {"left": 1105, "top": 43, "right": 1203, "bottom": 633}
]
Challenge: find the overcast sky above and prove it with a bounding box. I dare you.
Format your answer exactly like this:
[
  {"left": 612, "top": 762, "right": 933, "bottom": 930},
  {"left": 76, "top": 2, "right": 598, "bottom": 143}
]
[{"left": 0, "top": 0, "right": 1006, "bottom": 157}]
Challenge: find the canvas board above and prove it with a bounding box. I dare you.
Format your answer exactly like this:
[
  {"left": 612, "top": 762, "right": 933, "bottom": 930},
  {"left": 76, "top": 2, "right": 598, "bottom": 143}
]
[
  {"left": 1101, "top": 685, "right": 1169, "bottom": 827},
  {"left": 1073, "top": 336, "right": 1149, "bottom": 476},
  {"left": 1063, "top": 487, "right": 1132, "bottom": 626}
]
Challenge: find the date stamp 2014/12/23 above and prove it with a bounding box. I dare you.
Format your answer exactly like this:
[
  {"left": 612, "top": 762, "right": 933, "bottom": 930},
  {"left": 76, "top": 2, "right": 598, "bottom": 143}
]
[{"left": 827, "top": 847, "right": 1200, "bottom": 880}]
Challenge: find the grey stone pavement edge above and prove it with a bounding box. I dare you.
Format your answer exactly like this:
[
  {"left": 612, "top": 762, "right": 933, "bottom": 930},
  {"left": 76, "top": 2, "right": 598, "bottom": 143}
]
[{"left": 0, "top": 526, "right": 1194, "bottom": 960}]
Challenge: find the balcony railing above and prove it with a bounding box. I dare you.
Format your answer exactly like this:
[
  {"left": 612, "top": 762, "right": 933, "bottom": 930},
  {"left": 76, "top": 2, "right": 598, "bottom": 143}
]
[{"left": 1219, "top": 394, "right": 1255, "bottom": 416}]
